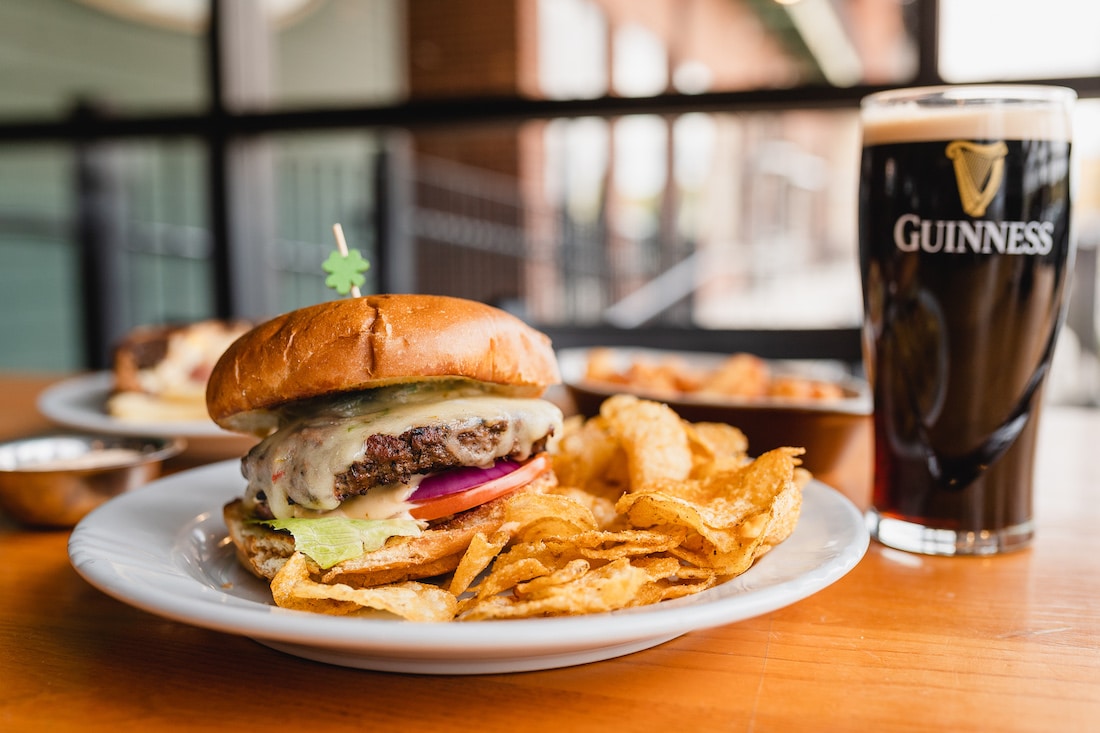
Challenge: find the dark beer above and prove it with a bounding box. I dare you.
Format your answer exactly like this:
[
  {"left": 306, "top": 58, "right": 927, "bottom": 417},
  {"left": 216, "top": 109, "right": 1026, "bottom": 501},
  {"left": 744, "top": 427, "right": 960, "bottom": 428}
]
[{"left": 859, "top": 87, "right": 1075, "bottom": 554}]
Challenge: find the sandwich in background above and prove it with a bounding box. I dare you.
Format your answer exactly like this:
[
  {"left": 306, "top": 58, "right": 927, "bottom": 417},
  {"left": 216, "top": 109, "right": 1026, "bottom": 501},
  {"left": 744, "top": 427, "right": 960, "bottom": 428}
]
[{"left": 107, "top": 319, "right": 252, "bottom": 422}]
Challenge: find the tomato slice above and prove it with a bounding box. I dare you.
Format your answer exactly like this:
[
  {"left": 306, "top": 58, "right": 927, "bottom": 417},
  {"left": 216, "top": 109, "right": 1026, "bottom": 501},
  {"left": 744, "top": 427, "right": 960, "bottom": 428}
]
[{"left": 408, "top": 453, "right": 550, "bottom": 521}]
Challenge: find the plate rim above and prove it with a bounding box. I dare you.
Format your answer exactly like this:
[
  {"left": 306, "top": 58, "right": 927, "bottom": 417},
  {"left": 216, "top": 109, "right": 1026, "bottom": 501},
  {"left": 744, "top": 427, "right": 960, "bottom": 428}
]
[
  {"left": 68, "top": 460, "right": 869, "bottom": 666},
  {"left": 37, "top": 372, "right": 237, "bottom": 438}
]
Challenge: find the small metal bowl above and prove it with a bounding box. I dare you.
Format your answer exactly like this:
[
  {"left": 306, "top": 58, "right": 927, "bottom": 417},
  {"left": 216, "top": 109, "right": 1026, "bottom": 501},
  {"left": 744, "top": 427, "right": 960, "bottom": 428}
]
[{"left": 0, "top": 433, "right": 185, "bottom": 528}]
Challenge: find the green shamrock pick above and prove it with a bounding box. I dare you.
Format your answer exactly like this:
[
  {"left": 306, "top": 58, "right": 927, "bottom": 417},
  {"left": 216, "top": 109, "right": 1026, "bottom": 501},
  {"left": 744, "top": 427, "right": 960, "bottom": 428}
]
[
  {"left": 322, "top": 247, "right": 370, "bottom": 295},
  {"left": 324, "top": 223, "right": 371, "bottom": 297}
]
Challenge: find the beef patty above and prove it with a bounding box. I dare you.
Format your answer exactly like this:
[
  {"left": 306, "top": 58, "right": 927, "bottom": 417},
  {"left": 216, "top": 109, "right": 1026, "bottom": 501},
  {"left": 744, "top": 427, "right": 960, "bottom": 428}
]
[{"left": 246, "top": 417, "right": 551, "bottom": 519}]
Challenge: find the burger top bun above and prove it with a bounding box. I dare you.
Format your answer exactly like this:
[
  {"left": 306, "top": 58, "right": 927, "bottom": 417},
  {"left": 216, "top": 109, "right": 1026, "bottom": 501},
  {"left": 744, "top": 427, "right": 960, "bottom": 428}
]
[{"left": 206, "top": 294, "right": 561, "bottom": 436}]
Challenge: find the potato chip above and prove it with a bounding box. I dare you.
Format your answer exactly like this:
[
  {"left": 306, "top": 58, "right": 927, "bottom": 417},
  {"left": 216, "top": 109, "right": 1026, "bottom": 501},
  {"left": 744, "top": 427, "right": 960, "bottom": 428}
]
[
  {"left": 513, "top": 559, "right": 592, "bottom": 598},
  {"left": 586, "top": 350, "right": 845, "bottom": 403},
  {"left": 449, "top": 492, "right": 601, "bottom": 601},
  {"left": 552, "top": 415, "right": 630, "bottom": 496},
  {"left": 498, "top": 529, "right": 684, "bottom": 566},
  {"left": 583, "top": 348, "right": 622, "bottom": 383},
  {"left": 631, "top": 580, "right": 712, "bottom": 606},
  {"left": 566, "top": 528, "right": 687, "bottom": 560},
  {"left": 667, "top": 564, "right": 723, "bottom": 581},
  {"left": 546, "top": 485, "right": 623, "bottom": 530},
  {"left": 621, "top": 556, "right": 716, "bottom": 606},
  {"left": 619, "top": 448, "right": 802, "bottom": 562},
  {"left": 448, "top": 529, "right": 511, "bottom": 596},
  {"left": 629, "top": 564, "right": 720, "bottom": 606},
  {"left": 459, "top": 557, "right": 653, "bottom": 620},
  {"left": 459, "top": 556, "right": 553, "bottom": 610},
  {"left": 685, "top": 421, "right": 749, "bottom": 474},
  {"left": 770, "top": 375, "right": 845, "bottom": 400},
  {"left": 321, "top": 552, "right": 464, "bottom": 589},
  {"left": 488, "top": 537, "right": 584, "bottom": 572},
  {"left": 699, "top": 353, "right": 770, "bottom": 398},
  {"left": 511, "top": 516, "right": 583, "bottom": 544},
  {"left": 502, "top": 491, "right": 599, "bottom": 541},
  {"left": 600, "top": 394, "right": 693, "bottom": 488},
  {"left": 667, "top": 538, "right": 762, "bottom": 576},
  {"left": 271, "top": 552, "right": 458, "bottom": 621},
  {"left": 754, "top": 477, "right": 803, "bottom": 558},
  {"left": 618, "top": 491, "right": 739, "bottom": 548}
]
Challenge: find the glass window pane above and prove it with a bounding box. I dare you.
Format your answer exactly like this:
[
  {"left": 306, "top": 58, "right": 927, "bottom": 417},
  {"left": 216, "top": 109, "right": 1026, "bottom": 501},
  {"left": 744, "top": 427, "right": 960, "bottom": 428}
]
[
  {"left": 0, "top": 146, "right": 82, "bottom": 370},
  {"left": 539, "top": 0, "right": 920, "bottom": 96},
  {"left": 269, "top": 132, "right": 384, "bottom": 312},
  {"left": 273, "top": 0, "right": 406, "bottom": 109},
  {"left": 228, "top": 0, "right": 921, "bottom": 114},
  {"left": 537, "top": 0, "right": 608, "bottom": 99},
  {"left": 0, "top": 0, "right": 206, "bottom": 119},
  {"left": 0, "top": 139, "right": 212, "bottom": 371},
  {"left": 222, "top": 0, "right": 405, "bottom": 112},
  {"left": 118, "top": 140, "right": 214, "bottom": 325},
  {"left": 355, "top": 111, "right": 863, "bottom": 331},
  {"left": 1079, "top": 100, "right": 1100, "bottom": 245},
  {"left": 939, "top": 0, "right": 1100, "bottom": 82},
  {"left": 540, "top": 0, "right": 920, "bottom": 97},
  {"left": 535, "top": 110, "right": 862, "bottom": 330}
]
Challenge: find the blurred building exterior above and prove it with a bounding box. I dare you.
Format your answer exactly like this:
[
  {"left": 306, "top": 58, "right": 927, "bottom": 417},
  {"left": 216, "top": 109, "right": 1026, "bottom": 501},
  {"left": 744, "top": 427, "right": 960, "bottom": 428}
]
[{"left": 0, "top": 0, "right": 1098, "bottom": 400}]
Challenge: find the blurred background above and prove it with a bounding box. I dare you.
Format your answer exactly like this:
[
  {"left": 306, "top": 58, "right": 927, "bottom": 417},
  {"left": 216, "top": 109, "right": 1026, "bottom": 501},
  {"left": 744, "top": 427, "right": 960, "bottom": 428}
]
[{"left": 1, "top": 0, "right": 1098, "bottom": 402}]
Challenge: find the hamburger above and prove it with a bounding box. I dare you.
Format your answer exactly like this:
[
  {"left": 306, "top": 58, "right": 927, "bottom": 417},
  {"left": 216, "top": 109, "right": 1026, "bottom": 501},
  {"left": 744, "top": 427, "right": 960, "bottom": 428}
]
[{"left": 206, "top": 294, "right": 563, "bottom": 586}]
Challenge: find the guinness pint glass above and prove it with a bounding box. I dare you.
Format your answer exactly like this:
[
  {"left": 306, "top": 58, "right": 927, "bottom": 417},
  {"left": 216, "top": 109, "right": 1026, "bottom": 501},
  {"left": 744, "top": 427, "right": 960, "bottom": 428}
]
[{"left": 859, "top": 85, "right": 1076, "bottom": 555}]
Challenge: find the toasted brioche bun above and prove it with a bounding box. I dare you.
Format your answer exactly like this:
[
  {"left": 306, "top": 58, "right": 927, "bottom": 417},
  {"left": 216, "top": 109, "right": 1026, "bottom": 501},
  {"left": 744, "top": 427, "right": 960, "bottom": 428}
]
[
  {"left": 206, "top": 294, "right": 561, "bottom": 436},
  {"left": 224, "top": 470, "right": 556, "bottom": 585}
]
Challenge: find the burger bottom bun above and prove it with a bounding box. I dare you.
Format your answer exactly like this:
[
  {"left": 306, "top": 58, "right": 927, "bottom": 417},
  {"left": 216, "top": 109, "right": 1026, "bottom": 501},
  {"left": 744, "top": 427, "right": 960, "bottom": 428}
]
[{"left": 223, "top": 470, "right": 557, "bottom": 587}]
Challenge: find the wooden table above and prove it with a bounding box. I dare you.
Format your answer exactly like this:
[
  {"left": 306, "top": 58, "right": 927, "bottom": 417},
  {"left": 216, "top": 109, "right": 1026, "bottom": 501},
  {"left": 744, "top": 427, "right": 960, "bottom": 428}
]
[{"left": 1, "top": 374, "right": 1097, "bottom": 732}]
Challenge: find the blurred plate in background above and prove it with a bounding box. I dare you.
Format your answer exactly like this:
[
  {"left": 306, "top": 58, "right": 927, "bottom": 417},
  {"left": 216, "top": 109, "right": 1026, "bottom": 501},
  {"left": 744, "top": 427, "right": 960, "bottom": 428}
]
[{"left": 37, "top": 372, "right": 257, "bottom": 460}]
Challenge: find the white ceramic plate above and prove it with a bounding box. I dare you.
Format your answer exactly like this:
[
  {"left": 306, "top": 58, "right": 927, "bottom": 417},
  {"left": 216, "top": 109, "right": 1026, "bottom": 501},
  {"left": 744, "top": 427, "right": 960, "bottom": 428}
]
[
  {"left": 69, "top": 461, "right": 868, "bottom": 675},
  {"left": 38, "top": 372, "right": 235, "bottom": 439}
]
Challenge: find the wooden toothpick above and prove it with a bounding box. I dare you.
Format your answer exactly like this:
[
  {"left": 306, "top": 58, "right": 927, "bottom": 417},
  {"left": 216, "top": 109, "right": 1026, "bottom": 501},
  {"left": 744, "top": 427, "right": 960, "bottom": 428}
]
[{"left": 331, "top": 223, "right": 362, "bottom": 298}]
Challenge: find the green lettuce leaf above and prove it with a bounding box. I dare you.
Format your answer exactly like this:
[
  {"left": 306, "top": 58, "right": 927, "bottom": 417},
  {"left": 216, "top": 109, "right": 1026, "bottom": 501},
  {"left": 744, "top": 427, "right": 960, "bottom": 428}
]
[{"left": 259, "top": 517, "right": 422, "bottom": 569}]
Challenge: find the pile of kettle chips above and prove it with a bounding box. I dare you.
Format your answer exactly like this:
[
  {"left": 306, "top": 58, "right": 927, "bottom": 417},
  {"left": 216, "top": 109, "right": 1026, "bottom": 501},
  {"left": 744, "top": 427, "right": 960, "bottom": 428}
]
[{"left": 267, "top": 394, "right": 809, "bottom": 621}]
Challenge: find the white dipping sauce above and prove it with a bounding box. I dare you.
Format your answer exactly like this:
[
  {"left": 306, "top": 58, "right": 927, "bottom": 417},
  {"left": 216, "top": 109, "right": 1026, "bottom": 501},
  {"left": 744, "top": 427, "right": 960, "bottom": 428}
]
[{"left": 20, "top": 448, "right": 145, "bottom": 471}]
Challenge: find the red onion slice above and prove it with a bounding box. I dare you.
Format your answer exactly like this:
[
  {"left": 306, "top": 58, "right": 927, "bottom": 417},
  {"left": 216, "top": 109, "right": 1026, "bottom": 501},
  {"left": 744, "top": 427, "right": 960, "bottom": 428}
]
[{"left": 409, "top": 459, "right": 522, "bottom": 502}]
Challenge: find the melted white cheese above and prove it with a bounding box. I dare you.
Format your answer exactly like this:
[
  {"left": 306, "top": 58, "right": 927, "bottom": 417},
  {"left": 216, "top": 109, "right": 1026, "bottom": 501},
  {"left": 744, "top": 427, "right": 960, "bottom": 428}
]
[{"left": 242, "top": 387, "right": 562, "bottom": 521}]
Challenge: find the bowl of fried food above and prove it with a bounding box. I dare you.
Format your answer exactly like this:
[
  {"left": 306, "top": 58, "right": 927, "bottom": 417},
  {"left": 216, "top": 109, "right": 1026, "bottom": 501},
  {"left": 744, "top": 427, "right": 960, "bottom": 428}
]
[{"left": 558, "top": 347, "right": 871, "bottom": 495}]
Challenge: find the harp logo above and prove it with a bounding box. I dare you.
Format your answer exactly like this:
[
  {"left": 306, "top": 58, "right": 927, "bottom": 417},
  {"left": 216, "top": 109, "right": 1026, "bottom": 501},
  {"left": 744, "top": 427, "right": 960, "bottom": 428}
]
[
  {"left": 945, "top": 140, "right": 1008, "bottom": 217},
  {"left": 890, "top": 139, "right": 1059, "bottom": 256}
]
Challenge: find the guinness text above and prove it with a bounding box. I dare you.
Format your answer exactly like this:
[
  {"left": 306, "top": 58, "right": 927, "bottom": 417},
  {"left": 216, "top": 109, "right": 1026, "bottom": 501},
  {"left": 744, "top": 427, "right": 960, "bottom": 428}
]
[{"left": 892, "top": 213, "right": 1055, "bottom": 255}]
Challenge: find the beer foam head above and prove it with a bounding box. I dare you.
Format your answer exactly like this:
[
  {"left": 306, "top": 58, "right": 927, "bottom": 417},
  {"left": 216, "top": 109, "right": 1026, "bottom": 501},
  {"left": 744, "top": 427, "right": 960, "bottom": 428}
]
[{"left": 861, "top": 85, "right": 1075, "bottom": 146}]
